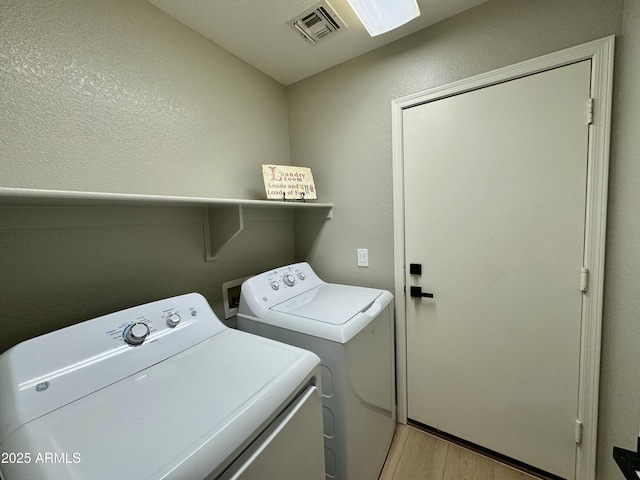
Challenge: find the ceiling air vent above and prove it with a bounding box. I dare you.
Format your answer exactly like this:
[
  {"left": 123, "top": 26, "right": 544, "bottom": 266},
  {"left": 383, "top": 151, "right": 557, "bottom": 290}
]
[{"left": 288, "top": 1, "right": 347, "bottom": 46}]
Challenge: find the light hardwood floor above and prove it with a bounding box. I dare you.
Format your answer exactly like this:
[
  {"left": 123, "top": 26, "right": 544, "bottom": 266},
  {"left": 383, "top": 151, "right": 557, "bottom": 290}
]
[{"left": 379, "top": 425, "right": 544, "bottom": 480}]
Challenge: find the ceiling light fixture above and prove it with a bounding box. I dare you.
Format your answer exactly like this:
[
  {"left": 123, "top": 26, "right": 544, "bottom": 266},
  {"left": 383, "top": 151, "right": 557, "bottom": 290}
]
[{"left": 344, "top": 0, "right": 420, "bottom": 37}]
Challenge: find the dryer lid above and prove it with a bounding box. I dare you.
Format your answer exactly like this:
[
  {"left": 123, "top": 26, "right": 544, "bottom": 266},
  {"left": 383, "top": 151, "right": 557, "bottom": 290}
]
[
  {"left": 0, "top": 329, "right": 319, "bottom": 480},
  {"left": 271, "top": 284, "right": 382, "bottom": 325}
]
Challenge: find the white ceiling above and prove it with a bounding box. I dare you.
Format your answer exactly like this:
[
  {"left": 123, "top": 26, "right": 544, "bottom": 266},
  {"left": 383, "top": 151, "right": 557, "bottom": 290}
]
[{"left": 148, "top": 0, "right": 490, "bottom": 86}]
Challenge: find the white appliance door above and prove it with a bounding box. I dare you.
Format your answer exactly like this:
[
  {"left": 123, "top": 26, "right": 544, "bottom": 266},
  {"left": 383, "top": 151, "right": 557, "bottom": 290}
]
[
  {"left": 218, "top": 385, "right": 325, "bottom": 480},
  {"left": 403, "top": 60, "right": 591, "bottom": 479}
]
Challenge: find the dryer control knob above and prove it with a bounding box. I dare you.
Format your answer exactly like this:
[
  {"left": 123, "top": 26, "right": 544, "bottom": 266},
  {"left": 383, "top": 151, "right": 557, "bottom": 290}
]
[
  {"left": 297, "top": 272, "right": 306, "bottom": 280},
  {"left": 284, "top": 274, "right": 296, "bottom": 286},
  {"left": 166, "top": 313, "right": 181, "bottom": 328},
  {"left": 124, "top": 322, "right": 150, "bottom": 346},
  {"left": 270, "top": 280, "right": 280, "bottom": 290}
]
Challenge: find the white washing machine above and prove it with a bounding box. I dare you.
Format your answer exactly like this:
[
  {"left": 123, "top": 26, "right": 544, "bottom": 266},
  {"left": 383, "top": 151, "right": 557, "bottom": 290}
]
[
  {"left": 0, "top": 293, "right": 325, "bottom": 480},
  {"left": 237, "top": 262, "right": 396, "bottom": 480}
]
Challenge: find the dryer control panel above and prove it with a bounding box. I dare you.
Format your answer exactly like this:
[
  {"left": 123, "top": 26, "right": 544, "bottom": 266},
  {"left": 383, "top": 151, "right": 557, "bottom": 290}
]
[
  {"left": 238, "top": 262, "right": 324, "bottom": 318},
  {"left": 266, "top": 265, "right": 308, "bottom": 291},
  {"left": 0, "top": 293, "right": 226, "bottom": 445}
]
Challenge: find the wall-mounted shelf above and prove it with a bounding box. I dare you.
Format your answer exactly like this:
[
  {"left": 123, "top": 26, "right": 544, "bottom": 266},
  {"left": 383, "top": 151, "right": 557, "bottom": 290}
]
[
  {"left": 0, "top": 187, "right": 333, "bottom": 260},
  {"left": 0, "top": 187, "right": 334, "bottom": 210}
]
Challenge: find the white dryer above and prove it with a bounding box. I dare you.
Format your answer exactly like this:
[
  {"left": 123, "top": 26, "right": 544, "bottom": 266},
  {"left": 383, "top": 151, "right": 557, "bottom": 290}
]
[
  {"left": 0, "top": 293, "right": 324, "bottom": 480},
  {"left": 237, "top": 262, "right": 395, "bottom": 480}
]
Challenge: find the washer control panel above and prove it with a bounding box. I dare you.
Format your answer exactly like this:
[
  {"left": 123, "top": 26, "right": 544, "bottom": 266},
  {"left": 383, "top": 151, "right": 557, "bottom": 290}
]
[
  {"left": 239, "top": 262, "right": 325, "bottom": 317},
  {"left": 263, "top": 264, "right": 311, "bottom": 294}
]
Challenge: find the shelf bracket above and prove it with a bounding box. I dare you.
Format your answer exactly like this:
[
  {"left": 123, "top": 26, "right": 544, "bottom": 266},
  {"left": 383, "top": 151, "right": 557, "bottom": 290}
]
[{"left": 204, "top": 205, "right": 244, "bottom": 261}]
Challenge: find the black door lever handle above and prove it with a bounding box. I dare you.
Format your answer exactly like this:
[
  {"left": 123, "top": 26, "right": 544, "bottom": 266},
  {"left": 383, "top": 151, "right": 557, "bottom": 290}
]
[{"left": 410, "top": 286, "right": 434, "bottom": 299}]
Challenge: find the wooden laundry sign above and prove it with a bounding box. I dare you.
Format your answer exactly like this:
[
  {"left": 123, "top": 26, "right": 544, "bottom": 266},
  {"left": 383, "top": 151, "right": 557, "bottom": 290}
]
[{"left": 262, "top": 164, "right": 317, "bottom": 200}]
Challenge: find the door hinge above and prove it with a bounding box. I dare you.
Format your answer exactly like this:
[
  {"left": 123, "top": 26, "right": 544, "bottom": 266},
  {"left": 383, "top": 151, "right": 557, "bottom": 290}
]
[
  {"left": 587, "top": 97, "right": 594, "bottom": 125},
  {"left": 580, "top": 267, "right": 589, "bottom": 292},
  {"left": 575, "top": 419, "right": 583, "bottom": 444}
]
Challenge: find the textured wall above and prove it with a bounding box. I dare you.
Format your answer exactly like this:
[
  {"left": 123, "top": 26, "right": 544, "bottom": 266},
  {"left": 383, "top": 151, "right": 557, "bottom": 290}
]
[
  {"left": 0, "top": 206, "right": 295, "bottom": 354},
  {"left": 0, "top": 0, "right": 289, "bottom": 198},
  {"left": 0, "top": 0, "right": 294, "bottom": 353},
  {"left": 597, "top": 1, "right": 640, "bottom": 478},
  {"left": 287, "top": 0, "right": 629, "bottom": 478}
]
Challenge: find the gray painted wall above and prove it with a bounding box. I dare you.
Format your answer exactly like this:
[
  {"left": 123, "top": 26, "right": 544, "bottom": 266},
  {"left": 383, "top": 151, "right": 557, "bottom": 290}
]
[
  {"left": 599, "top": 0, "right": 640, "bottom": 478},
  {"left": 0, "top": 0, "right": 295, "bottom": 352},
  {"left": 288, "top": 0, "right": 637, "bottom": 478},
  {"left": 1, "top": 0, "right": 290, "bottom": 198}
]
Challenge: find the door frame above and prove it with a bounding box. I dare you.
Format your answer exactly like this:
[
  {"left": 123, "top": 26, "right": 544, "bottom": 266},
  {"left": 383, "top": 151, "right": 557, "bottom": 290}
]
[{"left": 391, "top": 36, "right": 614, "bottom": 480}]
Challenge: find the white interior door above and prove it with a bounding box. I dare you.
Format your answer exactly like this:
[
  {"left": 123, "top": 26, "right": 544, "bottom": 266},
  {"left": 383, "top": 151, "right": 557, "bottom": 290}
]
[{"left": 403, "top": 60, "right": 592, "bottom": 479}]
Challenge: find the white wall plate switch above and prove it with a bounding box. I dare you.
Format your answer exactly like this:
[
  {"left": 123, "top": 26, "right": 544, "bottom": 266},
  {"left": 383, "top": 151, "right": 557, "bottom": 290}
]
[{"left": 357, "top": 248, "right": 369, "bottom": 267}]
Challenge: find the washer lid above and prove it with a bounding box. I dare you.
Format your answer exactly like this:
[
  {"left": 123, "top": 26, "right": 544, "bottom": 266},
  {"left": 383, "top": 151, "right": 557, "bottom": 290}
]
[{"left": 271, "top": 284, "right": 382, "bottom": 325}]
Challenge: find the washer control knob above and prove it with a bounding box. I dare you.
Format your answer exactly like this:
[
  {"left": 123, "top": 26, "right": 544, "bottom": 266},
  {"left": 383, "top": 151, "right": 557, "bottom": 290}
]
[
  {"left": 284, "top": 274, "right": 296, "bottom": 287},
  {"left": 297, "top": 272, "right": 306, "bottom": 280},
  {"left": 124, "top": 323, "right": 150, "bottom": 346},
  {"left": 167, "top": 313, "right": 181, "bottom": 328},
  {"left": 270, "top": 280, "right": 280, "bottom": 290}
]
